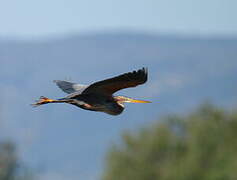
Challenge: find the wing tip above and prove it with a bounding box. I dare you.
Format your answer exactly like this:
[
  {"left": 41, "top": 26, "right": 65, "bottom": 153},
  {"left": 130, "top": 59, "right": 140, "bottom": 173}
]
[
  {"left": 141, "top": 67, "right": 148, "bottom": 83},
  {"left": 142, "top": 67, "right": 148, "bottom": 72},
  {"left": 53, "top": 80, "right": 64, "bottom": 84},
  {"left": 130, "top": 67, "right": 148, "bottom": 84}
]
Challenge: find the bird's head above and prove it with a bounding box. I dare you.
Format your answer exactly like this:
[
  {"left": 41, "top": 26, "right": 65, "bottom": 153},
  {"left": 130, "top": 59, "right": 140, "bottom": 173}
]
[{"left": 114, "top": 96, "right": 151, "bottom": 105}]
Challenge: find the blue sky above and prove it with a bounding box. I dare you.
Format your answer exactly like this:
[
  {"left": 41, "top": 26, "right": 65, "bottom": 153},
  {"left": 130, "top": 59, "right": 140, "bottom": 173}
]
[{"left": 0, "top": 0, "right": 236, "bottom": 38}]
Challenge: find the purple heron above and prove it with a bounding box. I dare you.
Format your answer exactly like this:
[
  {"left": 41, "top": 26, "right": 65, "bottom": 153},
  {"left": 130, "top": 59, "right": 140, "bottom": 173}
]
[{"left": 32, "top": 67, "right": 150, "bottom": 115}]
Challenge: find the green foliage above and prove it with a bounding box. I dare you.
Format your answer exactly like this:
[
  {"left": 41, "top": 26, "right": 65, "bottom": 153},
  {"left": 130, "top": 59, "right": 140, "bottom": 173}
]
[
  {"left": 0, "top": 142, "right": 17, "bottom": 180},
  {"left": 102, "top": 104, "right": 237, "bottom": 180},
  {"left": 0, "top": 141, "right": 34, "bottom": 180}
]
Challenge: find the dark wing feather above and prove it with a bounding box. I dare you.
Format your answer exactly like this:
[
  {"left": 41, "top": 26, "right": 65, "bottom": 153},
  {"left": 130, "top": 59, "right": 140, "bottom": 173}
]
[{"left": 82, "top": 67, "right": 148, "bottom": 95}]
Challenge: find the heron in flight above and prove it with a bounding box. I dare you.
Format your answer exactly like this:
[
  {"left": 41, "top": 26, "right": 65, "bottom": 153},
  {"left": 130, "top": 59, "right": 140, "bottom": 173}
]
[{"left": 32, "top": 67, "right": 150, "bottom": 115}]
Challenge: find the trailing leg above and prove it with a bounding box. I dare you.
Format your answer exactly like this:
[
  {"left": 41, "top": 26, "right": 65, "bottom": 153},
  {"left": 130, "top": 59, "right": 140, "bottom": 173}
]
[{"left": 32, "top": 96, "right": 66, "bottom": 107}]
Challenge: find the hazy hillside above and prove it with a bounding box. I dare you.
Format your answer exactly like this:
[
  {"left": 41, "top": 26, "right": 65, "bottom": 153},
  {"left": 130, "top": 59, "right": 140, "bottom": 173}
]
[{"left": 0, "top": 32, "right": 236, "bottom": 180}]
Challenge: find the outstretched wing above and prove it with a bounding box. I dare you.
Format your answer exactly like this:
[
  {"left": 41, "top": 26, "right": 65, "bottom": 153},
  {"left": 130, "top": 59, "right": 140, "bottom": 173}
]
[
  {"left": 54, "top": 80, "right": 88, "bottom": 94},
  {"left": 82, "top": 67, "right": 148, "bottom": 95}
]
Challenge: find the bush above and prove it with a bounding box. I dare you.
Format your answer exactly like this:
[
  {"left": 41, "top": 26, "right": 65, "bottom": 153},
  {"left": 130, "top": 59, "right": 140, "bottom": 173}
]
[{"left": 102, "top": 104, "right": 237, "bottom": 180}]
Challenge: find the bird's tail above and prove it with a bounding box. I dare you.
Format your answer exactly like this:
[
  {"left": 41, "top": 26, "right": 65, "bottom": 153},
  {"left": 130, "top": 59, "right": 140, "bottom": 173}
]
[{"left": 31, "top": 96, "right": 59, "bottom": 107}]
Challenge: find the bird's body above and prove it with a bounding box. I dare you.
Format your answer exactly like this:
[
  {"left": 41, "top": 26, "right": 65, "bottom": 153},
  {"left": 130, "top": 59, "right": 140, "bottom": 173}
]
[
  {"left": 72, "top": 94, "right": 125, "bottom": 115},
  {"left": 33, "top": 68, "right": 150, "bottom": 115},
  {"left": 59, "top": 93, "right": 125, "bottom": 115}
]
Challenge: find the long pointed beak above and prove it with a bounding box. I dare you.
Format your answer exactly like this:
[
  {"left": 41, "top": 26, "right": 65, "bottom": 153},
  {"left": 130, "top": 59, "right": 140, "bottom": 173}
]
[{"left": 126, "top": 98, "right": 151, "bottom": 103}]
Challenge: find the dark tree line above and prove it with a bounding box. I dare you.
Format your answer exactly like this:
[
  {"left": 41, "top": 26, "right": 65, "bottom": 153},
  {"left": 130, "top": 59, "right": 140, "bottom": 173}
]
[
  {"left": 103, "top": 104, "right": 237, "bottom": 180},
  {"left": 0, "top": 141, "right": 34, "bottom": 180}
]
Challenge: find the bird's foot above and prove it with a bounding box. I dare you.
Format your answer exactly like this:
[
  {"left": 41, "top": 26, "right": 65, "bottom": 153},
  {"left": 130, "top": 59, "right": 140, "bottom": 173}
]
[{"left": 31, "top": 96, "right": 55, "bottom": 107}]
